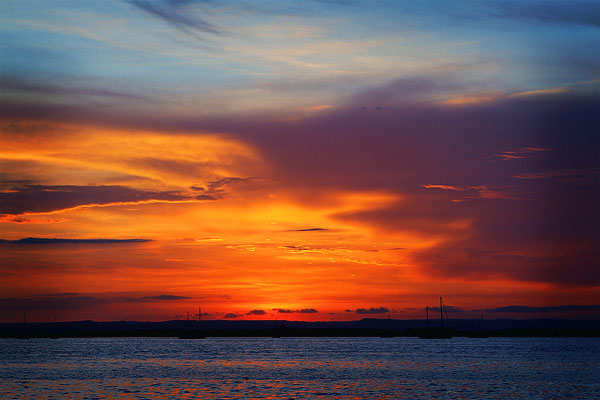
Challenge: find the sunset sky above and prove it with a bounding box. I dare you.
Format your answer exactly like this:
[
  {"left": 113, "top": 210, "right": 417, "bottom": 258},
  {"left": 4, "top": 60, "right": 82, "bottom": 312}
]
[{"left": 1, "top": 0, "right": 599, "bottom": 322}]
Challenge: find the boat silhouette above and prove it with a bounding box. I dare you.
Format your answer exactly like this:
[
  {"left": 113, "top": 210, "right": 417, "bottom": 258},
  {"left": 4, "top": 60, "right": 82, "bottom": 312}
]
[
  {"left": 178, "top": 307, "right": 206, "bottom": 339},
  {"left": 380, "top": 314, "right": 396, "bottom": 338},
  {"left": 17, "top": 314, "right": 30, "bottom": 340},
  {"left": 49, "top": 315, "right": 60, "bottom": 339},
  {"left": 271, "top": 316, "right": 294, "bottom": 338},
  {"left": 419, "top": 297, "right": 453, "bottom": 339},
  {"left": 468, "top": 314, "right": 489, "bottom": 338},
  {"left": 272, "top": 315, "right": 281, "bottom": 338}
]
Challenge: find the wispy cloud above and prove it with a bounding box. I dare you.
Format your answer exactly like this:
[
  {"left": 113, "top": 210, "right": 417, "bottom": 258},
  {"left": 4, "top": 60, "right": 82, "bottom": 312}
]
[
  {"left": 416, "top": 247, "right": 600, "bottom": 287},
  {"left": 192, "top": 177, "right": 259, "bottom": 199},
  {"left": 422, "top": 184, "right": 517, "bottom": 201},
  {"left": 487, "top": 0, "right": 600, "bottom": 28},
  {"left": 490, "top": 147, "right": 551, "bottom": 161},
  {"left": 0, "top": 295, "right": 109, "bottom": 310},
  {"left": 287, "top": 228, "right": 329, "bottom": 232},
  {"left": 483, "top": 305, "right": 600, "bottom": 313},
  {"left": 355, "top": 307, "right": 389, "bottom": 314},
  {"left": 0, "top": 183, "right": 190, "bottom": 216},
  {"left": 429, "top": 306, "right": 463, "bottom": 313},
  {"left": 139, "top": 294, "right": 191, "bottom": 301},
  {"left": 0, "top": 76, "right": 149, "bottom": 101},
  {"left": 127, "top": 0, "right": 223, "bottom": 35},
  {"left": 246, "top": 309, "right": 266, "bottom": 315},
  {"left": 422, "top": 184, "right": 464, "bottom": 191},
  {"left": 0, "top": 238, "right": 151, "bottom": 245},
  {"left": 297, "top": 308, "right": 318, "bottom": 313},
  {"left": 514, "top": 167, "right": 600, "bottom": 180},
  {"left": 0, "top": 293, "right": 192, "bottom": 311},
  {"left": 0, "top": 216, "right": 69, "bottom": 224},
  {"left": 272, "top": 308, "right": 318, "bottom": 313}
]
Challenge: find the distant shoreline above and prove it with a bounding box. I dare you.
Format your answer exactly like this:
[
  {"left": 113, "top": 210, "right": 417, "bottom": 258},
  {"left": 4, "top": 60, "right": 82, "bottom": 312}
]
[{"left": 2, "top": 318, "right": 599, "bottom": 338}]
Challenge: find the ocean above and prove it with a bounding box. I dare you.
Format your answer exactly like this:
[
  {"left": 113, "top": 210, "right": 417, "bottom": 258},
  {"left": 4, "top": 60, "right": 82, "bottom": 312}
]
[{"left": 1, "top": 337, "right": 598, "bottom": 399}]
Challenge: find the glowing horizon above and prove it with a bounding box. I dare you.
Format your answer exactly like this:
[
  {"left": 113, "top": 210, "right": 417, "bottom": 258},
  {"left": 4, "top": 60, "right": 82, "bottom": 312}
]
[{"left": 1, "top": 0, "right": 599, "bottom": 322}]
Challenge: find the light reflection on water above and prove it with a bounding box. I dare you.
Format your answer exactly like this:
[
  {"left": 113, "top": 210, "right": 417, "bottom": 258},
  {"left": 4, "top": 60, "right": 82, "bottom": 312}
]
[{"left": 1, "top": 337, "right": 598, "bottom": 399}]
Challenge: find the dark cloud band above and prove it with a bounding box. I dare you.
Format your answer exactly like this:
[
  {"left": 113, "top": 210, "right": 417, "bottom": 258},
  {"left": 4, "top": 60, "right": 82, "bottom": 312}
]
[
  {"left": 0, "top": 183, "right": 189, "bottom": 215},
  {"left": 0, "top": 238, "right": 151, "bottom": 244},
  {"left": 483, "top": 305, "right": 600, "bottom": 313}
]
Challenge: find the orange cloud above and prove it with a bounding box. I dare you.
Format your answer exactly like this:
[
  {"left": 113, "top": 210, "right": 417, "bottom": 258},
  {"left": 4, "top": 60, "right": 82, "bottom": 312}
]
[
  {"left": 0, "top": 120, "right": 263, "bottom": 190},
  {"left": 441, "top": 92, "right": 503, "bottom": 106},
  {"left": 1, "top": 93, "right": 598, "bottom": 322}
]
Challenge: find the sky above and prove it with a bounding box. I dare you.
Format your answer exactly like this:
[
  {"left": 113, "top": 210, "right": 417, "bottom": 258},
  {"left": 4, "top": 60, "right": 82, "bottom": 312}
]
[{"left": 0, "top": 0, "right": 599, "bottom": 322}]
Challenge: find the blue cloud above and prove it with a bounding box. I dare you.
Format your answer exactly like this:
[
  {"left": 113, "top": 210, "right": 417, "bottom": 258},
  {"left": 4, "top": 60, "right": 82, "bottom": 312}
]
[
  {"left": 288, "top": 228, "right": 328, "bottom": 232},
  {"left": 246, "top": 309, "right": 266, "bottom": 315},
  {"left": 298, "top": 308, "right": 318, "bottom": 313},
  {"left": 0, "top": 183, "right": 188, "bottom": 215},
  {"left": 483, "top": 305, "right": 600, "bottom": 313},
  {"left": 127, "top": 0, "right": 222, "bottom": 35},
  {"left": 140, "top": 294, "right": 191, "bottom": 301},
  {"left": 1, "top": 238, "right": 151, "bottom": 244},
  {"left": 355, "top": 307, "right": 389, "bottom": 314}
]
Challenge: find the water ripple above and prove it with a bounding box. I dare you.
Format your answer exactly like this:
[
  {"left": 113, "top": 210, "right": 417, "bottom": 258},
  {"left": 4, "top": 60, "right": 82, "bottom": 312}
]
[{"left": 1, "top": 337, "right": 598, "bottom": 399}]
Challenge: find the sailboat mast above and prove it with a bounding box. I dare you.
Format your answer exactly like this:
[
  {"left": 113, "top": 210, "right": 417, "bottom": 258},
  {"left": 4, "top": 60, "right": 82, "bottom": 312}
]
[
  {"left": 439, "top": 297, "right": 443, "bottom": 329},
  {"left": 199, "top": 307, "right": 202, "bottom": 332},
  {"left": 426, "top": 306, "right": 429, "bottom": 326}
]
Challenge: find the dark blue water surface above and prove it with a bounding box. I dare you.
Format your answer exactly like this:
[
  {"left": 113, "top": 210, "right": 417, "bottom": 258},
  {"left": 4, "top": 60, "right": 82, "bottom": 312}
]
[{"left": 1, "top": 337, "right": 598, "bottom": 399}]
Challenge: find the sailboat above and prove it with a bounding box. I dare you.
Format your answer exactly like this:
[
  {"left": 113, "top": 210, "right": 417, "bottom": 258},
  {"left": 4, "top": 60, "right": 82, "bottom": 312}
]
[
  {"left": 49, "top": 315, "right": 60, "bottom": 339},
  {"left": 271, "top": 315, "right": 281, "bottom": 338},
  {"left": 380, "top": 314, "right": 396, "bottom": 338},
  {"left": 419, "top": 297, "right": 453, "bottom": 339},
  {"left": 468, "top": 313, "right": 489, "bottom": 338},
  {"left": 17, "top": 314, "right": 30, "bottom": 340},
  {"left": 178, "top": 307, "right": 206, "bottom": 339}
]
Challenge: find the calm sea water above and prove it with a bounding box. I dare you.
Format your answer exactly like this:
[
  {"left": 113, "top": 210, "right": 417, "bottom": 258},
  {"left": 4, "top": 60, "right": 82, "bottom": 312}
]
[{"left": 1, "top": 337, "right": 598, "bottom": 399}]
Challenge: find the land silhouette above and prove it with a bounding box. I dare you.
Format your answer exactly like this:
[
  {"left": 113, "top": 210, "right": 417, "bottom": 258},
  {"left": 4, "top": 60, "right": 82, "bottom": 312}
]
[{"left": 2, "top": 318, "right": 599, "bottom": 338}]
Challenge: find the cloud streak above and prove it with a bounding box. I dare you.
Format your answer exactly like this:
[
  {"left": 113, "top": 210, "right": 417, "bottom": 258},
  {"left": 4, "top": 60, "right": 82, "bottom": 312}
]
[
  {"left": 0, "top": 76, "right": 150, "bottom": 101},
  {"left": 288, "top": 228, "right": 329, "bottom": 232},
  {"left": 297, "top": 308, "right": 318, "bottom": 313},
  {"left": 127, "top": 0, "right": 222, "bottom": 35},
  {"left": 273, "top": 308, "right": 319, "bottom": 313},
  {"left": 355, "top": 307, "right": 389, "bottom": 315},
  {"left": 430, "top": 306, "right": 463, "bottom": 313},
  {"left": 487, "top": 0, "right": 600, "bottom": 28},
  {"left": 483, "top": 305, "right": 600, "bottom": 313},
  {"left": 0, "top": 238, "right": 151, "bottom": 245},
  {"left": 246, "top": 309, "right": 266, "bottom": 315},
  {"left": 0, "top": 183, "right": 190, "bottom": 215},
  {"left": 139, "top": 294, "right": 191, "bottom": 301},
  {"left": 0, "top": 293, "right": 192, "bottom": 314}
]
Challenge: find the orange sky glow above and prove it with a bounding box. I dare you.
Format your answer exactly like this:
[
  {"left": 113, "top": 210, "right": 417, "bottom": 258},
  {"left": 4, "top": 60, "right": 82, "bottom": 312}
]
[
  {"left": 1, "top": 121, "right": 598, "bottom": 322},
  {"left": 1, "top": 1, "right": 599, "bottom": 322}
]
